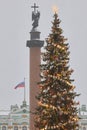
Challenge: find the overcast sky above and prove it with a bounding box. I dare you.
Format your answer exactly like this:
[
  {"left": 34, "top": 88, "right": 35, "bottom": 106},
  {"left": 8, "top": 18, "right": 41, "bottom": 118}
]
[{"left": 0, "top": 0, "right": 87, "bottom": 110}]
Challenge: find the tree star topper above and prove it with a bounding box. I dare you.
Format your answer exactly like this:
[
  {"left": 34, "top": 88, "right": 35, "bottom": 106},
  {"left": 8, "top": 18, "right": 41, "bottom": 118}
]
[
  {"left": 52, "top": 5, "right": 58, "bottom": 14},
  {"left": 31, "top": 3, "right": 40, "bottom": 30}
]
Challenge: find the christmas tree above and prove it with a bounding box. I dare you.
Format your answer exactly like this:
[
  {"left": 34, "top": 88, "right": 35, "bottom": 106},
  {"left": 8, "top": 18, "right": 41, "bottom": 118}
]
[{"left": 34, "top": 11, "right": 79, "bottom": 130}]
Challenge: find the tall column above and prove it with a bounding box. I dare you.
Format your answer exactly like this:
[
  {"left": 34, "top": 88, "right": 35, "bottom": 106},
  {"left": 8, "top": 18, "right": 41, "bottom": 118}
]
[{"left": 26, "top": 3, "right": 44, "bottom": 130}]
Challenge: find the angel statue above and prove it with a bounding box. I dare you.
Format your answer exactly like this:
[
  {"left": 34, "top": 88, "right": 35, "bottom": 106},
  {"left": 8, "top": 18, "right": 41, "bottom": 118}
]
[{"left": 31, "top": 3, "right": 40, "bottom": 30}]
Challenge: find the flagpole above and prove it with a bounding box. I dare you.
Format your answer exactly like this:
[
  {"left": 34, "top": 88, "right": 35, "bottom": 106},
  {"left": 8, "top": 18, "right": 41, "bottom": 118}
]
[{"left": 24, "top": 78, "right": 26, "bottom": 101}]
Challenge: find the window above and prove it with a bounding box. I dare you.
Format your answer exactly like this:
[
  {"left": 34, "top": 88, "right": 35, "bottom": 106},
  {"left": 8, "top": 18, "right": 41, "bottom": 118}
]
[
  {"left": 83, "top": 127, "right": 86, "bottom": 130},
  {"left": 14, "top": 126, "right": 18, "bottom": 130},
  {"left": 2, "top": 126, "right": 6, "bottom": 130},
  {"left": 22, "top": 126, "right": 27, "bottom": 130}
]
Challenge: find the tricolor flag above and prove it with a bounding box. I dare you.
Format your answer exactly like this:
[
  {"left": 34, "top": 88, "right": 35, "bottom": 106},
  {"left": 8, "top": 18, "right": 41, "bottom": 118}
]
[{"left": 14, "top": 81, "right": 25, "bottom": 89}]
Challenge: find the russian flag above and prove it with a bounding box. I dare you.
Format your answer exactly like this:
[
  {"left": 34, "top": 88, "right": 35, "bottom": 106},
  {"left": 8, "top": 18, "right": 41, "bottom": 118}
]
[{"left": 14, "top": 81, "right": 25, "bottom": 89}]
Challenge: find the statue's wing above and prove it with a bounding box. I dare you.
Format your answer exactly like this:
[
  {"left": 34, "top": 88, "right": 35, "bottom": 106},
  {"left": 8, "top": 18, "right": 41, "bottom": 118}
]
[
  {"left": 32, "top": 12, "right": 35, "bottom": 21},
  {"left": 37, "top": 11, "right": 40, "bottom": 19}
]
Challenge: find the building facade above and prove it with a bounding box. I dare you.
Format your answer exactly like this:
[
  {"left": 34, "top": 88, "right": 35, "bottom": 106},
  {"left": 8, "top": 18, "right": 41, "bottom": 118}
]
[
  {"left": 0, "top": 101, "right": 29, "bottom": 130},
  {"left": 0, "top": 102, "right": 87, "bottom": 130},
  {"left": 79, "top": 105, "right": 87, "bottom": 130}
]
